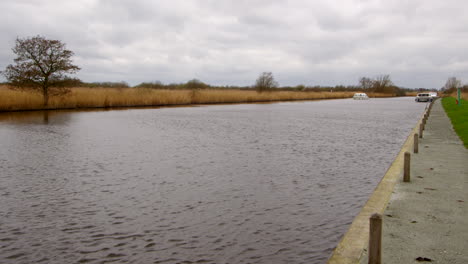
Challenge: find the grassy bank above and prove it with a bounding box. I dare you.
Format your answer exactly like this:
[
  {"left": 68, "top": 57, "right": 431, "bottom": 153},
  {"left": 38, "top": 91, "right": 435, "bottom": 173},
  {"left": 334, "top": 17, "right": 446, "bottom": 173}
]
[
  {"left": 0, "top": 86, "right": 393, "bottom": 112},
  {"left": 442, "top": 96, "right": 468, "bottom": 148}
]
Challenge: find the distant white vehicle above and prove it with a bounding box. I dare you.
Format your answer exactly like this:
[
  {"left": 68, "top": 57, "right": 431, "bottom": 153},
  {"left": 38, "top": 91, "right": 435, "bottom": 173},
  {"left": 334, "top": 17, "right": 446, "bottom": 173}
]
[
  {"left": 429, "top": 92, "right": 438, "bottom": 98},
  {"left": 415, "top": 93, "right": 433, "bottom": 102},
  {"left": 353, "top": 93, "right": 369, "bottom": 100}
]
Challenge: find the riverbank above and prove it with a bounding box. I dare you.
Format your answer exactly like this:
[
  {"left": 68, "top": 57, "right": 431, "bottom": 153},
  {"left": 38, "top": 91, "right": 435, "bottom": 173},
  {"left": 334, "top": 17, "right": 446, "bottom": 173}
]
[
  {"left": 0, "top": 86, "right": 394, "bottom": 112},
  {"left": 327, "top": 99, "right": 468, "bottom": 263},
  {"left": 327, "top": 100, "right": 423, "bottom": 264},
  {"left": 361, "top": 99, "right": 468, "bottom": 263}
]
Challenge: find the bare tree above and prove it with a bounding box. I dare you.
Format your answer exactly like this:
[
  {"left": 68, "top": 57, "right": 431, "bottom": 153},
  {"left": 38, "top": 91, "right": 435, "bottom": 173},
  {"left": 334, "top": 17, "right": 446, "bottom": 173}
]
[
  {"left": 1, "top": 36, "right": 80, "bottom": 106},
  {"left": 255, "top": 72, "right": 278, "bottom": 92},
  {"left": 359, "top": 77, "right": 373, "bottom": 90},
  {"left": 372, "top": 74, "right": 393, "bottom": 93},
  {"left": 443, "top": 77, "right": 461, "bottom": 92}
]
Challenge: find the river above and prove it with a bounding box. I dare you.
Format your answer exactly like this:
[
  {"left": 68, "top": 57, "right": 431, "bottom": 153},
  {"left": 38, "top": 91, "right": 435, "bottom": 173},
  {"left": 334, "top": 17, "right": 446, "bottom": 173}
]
[{"left": 0, "top": 97, "right": 426, "bottom": 263}]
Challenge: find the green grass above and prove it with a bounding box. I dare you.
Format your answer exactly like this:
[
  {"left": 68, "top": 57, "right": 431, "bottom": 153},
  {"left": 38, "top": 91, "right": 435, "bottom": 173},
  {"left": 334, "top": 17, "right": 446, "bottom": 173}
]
[{"left": 441, "top": 97, "right": 468, "bottom": 148}]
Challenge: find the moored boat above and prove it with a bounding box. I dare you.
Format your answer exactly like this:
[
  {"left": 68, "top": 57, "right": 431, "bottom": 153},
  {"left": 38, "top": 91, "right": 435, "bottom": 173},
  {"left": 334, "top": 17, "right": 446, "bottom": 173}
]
[{"left": 353, "top": 93, "right": 369, "bottom": 100}]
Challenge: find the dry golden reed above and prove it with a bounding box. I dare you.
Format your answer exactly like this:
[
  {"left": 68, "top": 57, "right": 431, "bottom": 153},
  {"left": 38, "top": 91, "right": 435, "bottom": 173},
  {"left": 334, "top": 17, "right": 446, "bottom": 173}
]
[
  {"left": 0, "top": 85, "right": 395, "bottom": 112},
  {"left": 449, "top": 91, "right": 468, "bottom": 100},
  {"left": 405, "top": 91, "right": 419, "bottom": 96}
]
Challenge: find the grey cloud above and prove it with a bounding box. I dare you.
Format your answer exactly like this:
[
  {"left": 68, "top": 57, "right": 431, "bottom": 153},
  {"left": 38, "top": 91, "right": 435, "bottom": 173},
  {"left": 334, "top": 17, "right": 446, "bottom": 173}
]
[{"left": 1, "top": 0, "right": 468, "bottom": 88}]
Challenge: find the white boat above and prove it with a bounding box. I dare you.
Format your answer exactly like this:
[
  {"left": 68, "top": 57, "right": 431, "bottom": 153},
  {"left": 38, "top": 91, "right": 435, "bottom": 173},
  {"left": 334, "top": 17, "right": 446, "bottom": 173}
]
[{"left": 353, "top": 93, "right": 369, "bottom": 100}]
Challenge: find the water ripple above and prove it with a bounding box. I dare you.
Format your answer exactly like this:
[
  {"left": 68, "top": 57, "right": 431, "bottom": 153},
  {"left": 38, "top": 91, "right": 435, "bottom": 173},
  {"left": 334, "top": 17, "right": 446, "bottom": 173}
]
[{"left": 0, "top": 98, "right": 425, "bottom": 263}]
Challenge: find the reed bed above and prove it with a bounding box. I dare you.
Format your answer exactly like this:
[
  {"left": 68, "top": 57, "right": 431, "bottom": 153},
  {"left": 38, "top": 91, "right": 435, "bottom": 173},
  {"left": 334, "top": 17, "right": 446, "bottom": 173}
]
[
  {"left": 0, "top": 85, "right": 395, "bottom": 112},
  {"left": 405, "top": 91, "right": 419, "bottom": 96},
  {"left": 449, "top": 91, "right": 468, "bottom": 100}
]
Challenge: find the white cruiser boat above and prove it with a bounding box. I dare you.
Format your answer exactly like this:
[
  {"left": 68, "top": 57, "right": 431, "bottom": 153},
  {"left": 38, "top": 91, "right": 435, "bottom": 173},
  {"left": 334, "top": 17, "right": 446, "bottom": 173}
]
[{"left": 353, "top": 93, "right": 369, "bottom": 100}]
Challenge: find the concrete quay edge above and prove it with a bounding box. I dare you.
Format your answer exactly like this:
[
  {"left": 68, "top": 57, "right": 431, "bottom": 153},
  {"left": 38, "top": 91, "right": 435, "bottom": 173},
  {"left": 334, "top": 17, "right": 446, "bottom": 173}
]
[{"left": 326, "top": 106, "right": 427, "bottom": 264}]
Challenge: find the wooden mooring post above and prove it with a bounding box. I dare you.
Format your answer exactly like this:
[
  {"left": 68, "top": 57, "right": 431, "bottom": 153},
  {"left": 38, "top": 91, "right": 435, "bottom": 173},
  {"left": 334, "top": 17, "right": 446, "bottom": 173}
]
[
  {"left": 369, "top": 213, "right": 382, "bottom": 264},
  {"left": 404, "top": 152, "right": 411, "bottom": 182},
  {"left": 414, "top": 133, "right": 419, "bottom": 153}
]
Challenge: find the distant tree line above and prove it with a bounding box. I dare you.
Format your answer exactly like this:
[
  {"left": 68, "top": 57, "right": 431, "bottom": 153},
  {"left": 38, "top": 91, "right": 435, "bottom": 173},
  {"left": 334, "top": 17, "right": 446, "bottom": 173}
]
[
  {"left": 358, "top": 75, "right": 406, "bottom": 96},
  {"left": 79, "top": 75, "right": 466, "bottom": 96}
]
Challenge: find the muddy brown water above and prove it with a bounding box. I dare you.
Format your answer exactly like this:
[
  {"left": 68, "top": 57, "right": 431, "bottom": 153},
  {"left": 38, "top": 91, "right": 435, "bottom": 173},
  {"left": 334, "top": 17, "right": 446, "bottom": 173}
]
[{"left": 0, "top": 98, "right": 426, "bottom": 264}]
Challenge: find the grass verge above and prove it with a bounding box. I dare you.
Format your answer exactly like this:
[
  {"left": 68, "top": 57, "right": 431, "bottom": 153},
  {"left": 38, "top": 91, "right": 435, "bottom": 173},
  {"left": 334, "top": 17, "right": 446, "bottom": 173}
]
[{"left": 441, "top": 97, "right": 468, "bottom": 148}]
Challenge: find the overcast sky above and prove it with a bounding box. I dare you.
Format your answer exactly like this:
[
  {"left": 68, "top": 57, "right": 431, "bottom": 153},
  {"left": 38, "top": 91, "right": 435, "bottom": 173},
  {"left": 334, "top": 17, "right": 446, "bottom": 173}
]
[{"left": 1, "top": 0, "right": 467, "bottom": 88}]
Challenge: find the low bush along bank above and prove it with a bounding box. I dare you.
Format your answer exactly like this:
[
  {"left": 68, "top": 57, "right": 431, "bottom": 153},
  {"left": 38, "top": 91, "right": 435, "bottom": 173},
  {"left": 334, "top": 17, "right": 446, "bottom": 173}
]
[{"left": 442, "top": 96, "right": 468, "bottom": 148}]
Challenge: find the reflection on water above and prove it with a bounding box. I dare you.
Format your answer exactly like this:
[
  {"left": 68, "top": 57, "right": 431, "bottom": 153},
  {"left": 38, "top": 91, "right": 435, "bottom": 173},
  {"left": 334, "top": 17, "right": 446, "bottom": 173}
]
[
  {"left": 0, "top": 110, "right": 72, "bottom": 125},
  {"left": 43, "top": 111, "right": 48, "bottom": 124},
  {"left": 0, "top": 98, "right": 425, "bottom": 263}
]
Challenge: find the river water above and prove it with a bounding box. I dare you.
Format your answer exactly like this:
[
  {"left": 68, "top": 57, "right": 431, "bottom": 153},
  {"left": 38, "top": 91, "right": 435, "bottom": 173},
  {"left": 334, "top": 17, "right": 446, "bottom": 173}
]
[{"left": 0, "top": 98, "right": 426, "bottom": 264}]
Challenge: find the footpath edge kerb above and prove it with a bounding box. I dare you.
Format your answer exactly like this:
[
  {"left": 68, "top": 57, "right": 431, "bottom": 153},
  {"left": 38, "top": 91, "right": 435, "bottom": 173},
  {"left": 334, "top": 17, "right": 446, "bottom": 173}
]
[{"left": 327, "top": 105, "right": 427, "bottom": 264}]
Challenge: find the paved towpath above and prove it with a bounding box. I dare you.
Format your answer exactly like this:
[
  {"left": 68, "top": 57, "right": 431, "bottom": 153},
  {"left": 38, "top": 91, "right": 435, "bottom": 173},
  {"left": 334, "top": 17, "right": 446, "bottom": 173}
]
[{"left": 361, "top": 99, "right": 468, "bottom": 263}]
